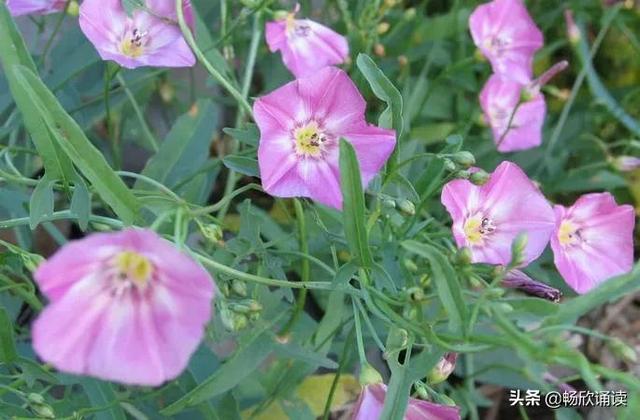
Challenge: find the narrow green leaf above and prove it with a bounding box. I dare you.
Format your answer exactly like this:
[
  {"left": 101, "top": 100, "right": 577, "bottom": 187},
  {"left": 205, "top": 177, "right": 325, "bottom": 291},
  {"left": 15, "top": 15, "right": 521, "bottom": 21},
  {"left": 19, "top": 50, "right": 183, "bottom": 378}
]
[
  {"left": 402, "top": 240, "right": 468, "bottom": 334},
  {"left": 11, "top": 65, "right": 141, "bottom": 225},
  {"left": 339, "top": 139, "right": 373, "bottom": 268},
  {"left": 160, "top": 327, "right": 276, "bottom": 415},
  {"left": 356, "top": 54, "right": 404, "bottom": 138},
  {"left": 223, "top": 124, "right": 259, "bottom": 147},
  {"left": 545, "top": 264, "right": 640, "bottom": 325},
  {"left": 139, "top": 100, "right": 216, "bottom": 185},
  {"left": 0, "top": 308, "right": 17, "bottom": 363},
  {"left": 80, "top": 379, "right": 127, "bottom": 420},
  {"left": 222, "top": 155, "right": 259, "bottom": 178},
  {"left": 70, "top": 177, "right": 91, "bottom": 231},
  {"left": 0, "top": 3, "right": 76, "bottom": 183},
  {"left": 29, "top": 176, "right": 56, "bottom": 230}
]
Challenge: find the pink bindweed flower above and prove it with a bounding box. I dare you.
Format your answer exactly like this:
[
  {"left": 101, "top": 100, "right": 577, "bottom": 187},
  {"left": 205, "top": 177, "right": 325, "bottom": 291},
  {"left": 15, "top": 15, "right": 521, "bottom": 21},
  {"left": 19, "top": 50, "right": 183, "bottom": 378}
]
[
  {"left": 253, "top": 66, "right": 396, "bottom": 209},
  {"left": 352, "top": 383, "right": 460, "bottom": 420},
  {"left": 469, "top": 0, "right": 543, "bottom": 84},
  {"left": 266, "top": 4, "right": 349, "bottom": 78},
  {"left": 441, "top": 161, "right": 555, "bottom": 266},
  {"left": 503, "top": 269, "right": 562, "bottom": 302},
  {"left": 550, "top": 193, "right": 635, "bottom": 294},
  {"left": 479, "top": 61, "right": 568, "bottom": 152},
  {"left": 32, "top": 229, "right": 215, "bottom": 386},
  {"left": 479, "top": 74, "right": 546, "bottom": 152},
  {"left": 7, "top": 0, "right": 66, "bottom": 16},
  {"left": 79, "top": 0, "right": 195, "bottom": 69}
]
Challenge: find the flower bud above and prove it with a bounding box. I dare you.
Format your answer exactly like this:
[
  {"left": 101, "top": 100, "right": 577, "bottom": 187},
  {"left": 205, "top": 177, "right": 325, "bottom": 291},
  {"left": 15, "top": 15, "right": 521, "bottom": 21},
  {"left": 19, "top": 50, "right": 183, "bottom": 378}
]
[
  {"left": 66, "top": 0, "right": 79, "bottom": 16},
  {"left": 159, "top": 81, "right": 176, "bottom": 104},
  {"left": 398, "top": 200, "right": 416, "bottom": 217},
  {"left": 469, "top": 170, "right": 490, "bottom": 186},
  {"left": 231, "top": 279, "right": 248, "bottom": 297},
  {"left": 486, "top": 287, "right": 505, "bottom": 299},
  {"left": 31, "top": 404, "right": 55, "bottom": 419},
  {"left": 510, "top": 232, "right": 528, "bottom": 267},
  {"left": 273, "top": 10, "right": 289, "bottom": 20},
  {"left": 199, "top": 223, "right": 224, "bottom": 243},
  {"left": 428, "top": 353, "right": 458, "bottom": 384},
  {"left": 443, "top": 159, "right": 457, "bottom": 172},
  {"left": 419, "top": 274, "right": 431, "bottom": 287},
  {"left": 564, "top": 10, "right": 581, "bottom": 44},
  {"left": 403, "top": 258, "right": 419, "bottom": 273},
  {"left": 377, "top": 22, "right": 390, "bottom": 35},
  {"left": 374, "top": 43, "right": 386, "bottom": 57},
  {"left": 612, "top": 156, "right": 640, "bottom": 172},
  {"left": 27, "top": 393, "right": 46, "bottom": 405},
  {"left": 382, "top": 199, "right": 396, "bottom": 209},
  {"left": 398, "top": 55, "right": 409, "bottom": 67},
  {"left": 450, "top": 151, "right": 475, "bottom": 168},
  {"left": 494, "top": 302, "right": 514, "bottom": 313},
  {"left": 454, "top": 247, "right": 473, "bottom": 266},
  {"left": 406, "top": 287, "right": 425, "bottom": 302},
  {"left": 503, "top": 270, "right": 562, "bottom": 302},
  {"left": 404, "top": 8, "right": 416, "bottom": 20},
  {"left": 607, "top": 337, "right": 637, "bottom": 363},
  {"left": 359, "top": 363, "right": 383, "bottom": 385}
]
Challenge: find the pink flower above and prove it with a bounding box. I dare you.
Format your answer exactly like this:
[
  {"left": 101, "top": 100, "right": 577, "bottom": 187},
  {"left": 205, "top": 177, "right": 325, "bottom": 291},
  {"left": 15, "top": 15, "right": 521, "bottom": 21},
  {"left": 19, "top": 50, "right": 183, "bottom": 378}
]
[
  {"left": 550, "top": 193, "right": 635, "bottom": 294},
  {"left": 7, "top": 0, "right": 66, "bottom": 16},
  {"left": 352, "top": 383, "right": 460, "bottom": 420},
  {"left": 266, "top": 5, "right": 349, "bottom": 78},
  {"left": 253, "top": 66, "right": 396, "bottom": 209},
  {"left": 441, "top": 161, "right": 555, "bottom": 266},
  {"left": 479, "top": 74, "right": 546, "bottom": 152},
  {"left": 79, "top": 0, "right": 195, "bottom": 69},
  {"left": 469, "top": 0, "right": 543, "bottom": 84},
  {"left": 32, "top": 229, "right": 215, "bottom": 386}
]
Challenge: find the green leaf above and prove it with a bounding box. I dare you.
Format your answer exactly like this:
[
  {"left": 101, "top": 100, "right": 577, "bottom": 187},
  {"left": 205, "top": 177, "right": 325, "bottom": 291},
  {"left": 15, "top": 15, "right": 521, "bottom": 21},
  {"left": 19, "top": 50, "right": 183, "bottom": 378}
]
[
  {"left": 402, "top": 240, "right": 468, "bottom": 334},
  {"left": 29, "top": 176, "right": 56, "bottom": 230},
  {"left": 160, "top": 326, "right": 276, "bottom": 415},
  {"left": 222, "top": 155, "right": 259, "bottom": 178},
  {"left": 0, "top": 4, "right": 76, "bottom": 184},
  {"left": 11, "top": 65, "right": 141, "bottom": 225},
  {"left": 0, "top": 307, "right": 17, "bottom": 363},
  {"left": 80, "top": 379, "right": 127, "bottom": 420},
  {"left": 223, "top": 124, "right": 259, "bottom": 147},
  {"left": 138, "top": 100, "right": 217, "bottom": 189},
  {"left": 356, "top": 54, "right": 404, "bottom": 139},
  {"left": 70, "top": 177, "right": 91, "bottom": 231},
  {"left": 339, "top": 139, "right": 373, "bottom": 268},
  {"left": 545, "top": 264, "right": 640, "bottom": 325}
]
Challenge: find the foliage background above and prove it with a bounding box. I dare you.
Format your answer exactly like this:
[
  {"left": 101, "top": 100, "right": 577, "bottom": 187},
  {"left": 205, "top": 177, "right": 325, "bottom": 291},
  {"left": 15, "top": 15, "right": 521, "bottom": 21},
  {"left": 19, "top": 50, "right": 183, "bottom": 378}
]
[{"left": 0, "top": 0, "right": 639, "bottom": 419}]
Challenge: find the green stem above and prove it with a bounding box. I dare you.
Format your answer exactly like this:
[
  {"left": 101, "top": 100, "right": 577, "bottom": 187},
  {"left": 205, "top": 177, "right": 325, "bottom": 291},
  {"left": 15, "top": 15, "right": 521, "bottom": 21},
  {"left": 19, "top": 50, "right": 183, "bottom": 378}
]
[
  {"left": 352, "top": 300, "right": 367, "bottom": 366},
  {"left": 38, "top": 0, "right": 70, "bottom": 67},
  {"left": 0, "top": 210, "right": 124, "bottom": 229},
  {"left": 115, "top": 74, "right": 159, "bottom": 152},
  {"left": 194, "top": 253, "right": 337, "bottom": 291},
  {"left": 322, "top": 327, "right": 355, "bottom": 420},
  {"left": 117, "top": 171, "right": 182, "bottom": 202},
  {"left": 279, "top": 199, "right": 310, "bottom": 336},
  {"left": 175, "top": 0, "right": 252, "bottom": 115}
]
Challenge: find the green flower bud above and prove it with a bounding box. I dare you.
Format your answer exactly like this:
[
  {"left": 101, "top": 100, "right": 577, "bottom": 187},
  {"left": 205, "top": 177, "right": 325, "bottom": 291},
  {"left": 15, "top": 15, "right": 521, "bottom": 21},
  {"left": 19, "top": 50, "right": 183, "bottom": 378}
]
[
  {"left": 31, "top": 404, "right": 55, "bottom": 419},
  {"left": 450, "top": 151, "right": 476, "bottom": 169},
  {"left": 403, "top": 259, "right": 419, "bottom": 273},
  {"left": 510, "top": 232, "right": 528, "bottom": 267},
  {"left": 66, "top": 0, "right": 79, "bottom": 17},
  {"left": 403, "top": 7, "right": 416, "bottom": 20},
  {"left": 454, "top": 247, "right": 473, "bottom": 266},
  {"left": 199, "top": 223, "right": 224, "bottom": 243},
  {"left": 231, "top": 279, "right": 248, "bottom": 297},
  {"left": 398, "top": 200, "right": 416, "bottom": 217},
  {"left": 486, "top": 287, "right": 506, "bottom": 299},
  {"left": 27, "top": 393, "right": 46, "bottom": 405},
  {"left": 359, "top": 363, "right": 383, "bottom": 386},
  {"left": 469, "top": 170, "right": 490, "bottom": 186},
  {"left": 443, "top": 159, "right": 457, "bottom": 172},
  {"left": 407, "top": 287, "right": 425, "bottom": 303},
  {"left": 383, "top": 199, "right": 397, "bottom": 209}
]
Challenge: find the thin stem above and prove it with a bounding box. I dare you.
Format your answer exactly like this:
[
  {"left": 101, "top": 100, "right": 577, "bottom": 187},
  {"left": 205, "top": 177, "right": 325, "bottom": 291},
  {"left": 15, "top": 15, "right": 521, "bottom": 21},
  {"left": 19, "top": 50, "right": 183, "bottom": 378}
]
[
  {"left": 175, "top": 0, "right": 252, "bottom": 115},
  {"left": 0, "top": 210, "right": 124, "bottom": 229},
  {"left": 279, "top": 200, "right": 310, "bottom": 336},
  {"left": 38, "top": 0, "right": 70, "bottom": 67},
  {"left": 117, "top": 171, "right": 182, "bottom": 202},
  {"left": 352, "top": 300, "right": 367, "bottom": 366},
  {"left": 322, "top": 327, "right": 355, "bottom": 420},
  {"left": 115, "top": 74, "right": 159, "bottom": 152},
  {"left": 195, "top": 253, "right": 337, "bottom": 291}
]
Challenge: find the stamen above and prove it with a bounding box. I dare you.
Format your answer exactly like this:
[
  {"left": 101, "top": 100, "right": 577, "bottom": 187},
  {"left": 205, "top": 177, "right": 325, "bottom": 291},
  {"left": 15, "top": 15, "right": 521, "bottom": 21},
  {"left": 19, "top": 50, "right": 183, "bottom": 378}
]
[
  {"left": 464, "top": 215, "right": 497, "bottom": 245},
  {"left": 120, "top": 26, "right": 148, "bottom": 58},
  {"left": 113, "top": 251, "right": 153, "bottom": 289},
  {"left": 293, "top": 121, "right": 330, "bottom": 158},
  {"left": 558, "top": 220, "right": 581, "bottom": 247}
]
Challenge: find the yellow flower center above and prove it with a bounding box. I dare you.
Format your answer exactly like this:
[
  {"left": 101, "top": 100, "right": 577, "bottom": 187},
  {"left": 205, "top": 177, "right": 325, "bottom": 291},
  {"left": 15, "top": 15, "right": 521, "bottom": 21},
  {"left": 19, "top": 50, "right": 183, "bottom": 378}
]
[
  {"left": 558, "top": 220, "right": 579, "bottom": 246},
  {"left": 114, "top": 251, "right": 153, "bottom": 287},
  {"left": 120, "top": 28, "right": 147, "bottom": 58},
  {"left": 463, "top": 215, "right": 496, "bottom": 245},
  {"left": 294, "top": 121, "right": 327, "bottom": 158}
]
